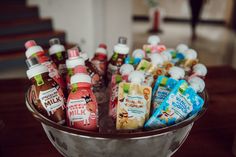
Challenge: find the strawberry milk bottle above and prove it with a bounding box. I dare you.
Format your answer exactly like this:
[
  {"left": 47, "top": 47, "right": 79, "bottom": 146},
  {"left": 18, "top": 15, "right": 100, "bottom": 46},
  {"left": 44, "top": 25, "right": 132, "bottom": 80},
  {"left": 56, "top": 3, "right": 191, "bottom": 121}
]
[
  {"left": 48, "top": 38, "right": 67, "bottom": 82},
  {"left": 25, "top": 40, "right": 66, "bottom": 93},
  {"left": 67, "top": 73, "right": 98, "bottom": 131},
  {"left": 65, "top": 48, "right": 85, "bottom": 92},
  {"left": 26, "top": 57, "right": 66, "bottom": 124}
]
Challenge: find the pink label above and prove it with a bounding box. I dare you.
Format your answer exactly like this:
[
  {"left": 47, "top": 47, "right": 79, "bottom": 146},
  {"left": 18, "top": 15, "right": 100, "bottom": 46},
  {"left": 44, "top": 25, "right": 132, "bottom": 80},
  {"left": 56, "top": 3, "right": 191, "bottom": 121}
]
[{"left": 67, "top": 89, "right": 98, "bottom": 131}]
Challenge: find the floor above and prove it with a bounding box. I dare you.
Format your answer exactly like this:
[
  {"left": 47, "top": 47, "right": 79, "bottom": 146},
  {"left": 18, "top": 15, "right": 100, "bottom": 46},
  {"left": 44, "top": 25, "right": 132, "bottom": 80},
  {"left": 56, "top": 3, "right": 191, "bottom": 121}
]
[{"left": 0, "top": 22, "right": 235, "bottom": 79}]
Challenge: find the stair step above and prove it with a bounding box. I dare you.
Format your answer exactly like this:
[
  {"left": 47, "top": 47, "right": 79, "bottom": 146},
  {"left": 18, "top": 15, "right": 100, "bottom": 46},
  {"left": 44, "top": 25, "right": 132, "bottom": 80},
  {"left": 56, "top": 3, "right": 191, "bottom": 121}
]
[
  {"left": 0, "top": 6, "right": 39, "bottom": 21},
  {"left": 1, "top": 0, "right": 25, "bottom": 5},
  {"left": 0, "top": 18, "right": 53, "bottom": 36},
  {"left": 0, "top": 31, "right": 66, "bottom": 53}
]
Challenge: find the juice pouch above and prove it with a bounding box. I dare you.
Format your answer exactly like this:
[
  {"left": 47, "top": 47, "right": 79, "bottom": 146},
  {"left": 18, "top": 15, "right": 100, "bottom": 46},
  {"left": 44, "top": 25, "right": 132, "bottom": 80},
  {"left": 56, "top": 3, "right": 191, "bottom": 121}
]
[
  {"left": 188, "top": 63, "right": 207, "bottom": 80},
  {"left": 151, "top": 76, "right": 178, "bottom": 113},
  {"left": 145, "top": 80, "right": 204, "bottom": 129},
  {"left": 116, "top": 71, "right": 152, "bottom": 130},
  {"left": 179, "top": 49, "right": 198, "bottom": 74},
  {"left": 109, "top": 74, "right": 122, "bottom": 120}
]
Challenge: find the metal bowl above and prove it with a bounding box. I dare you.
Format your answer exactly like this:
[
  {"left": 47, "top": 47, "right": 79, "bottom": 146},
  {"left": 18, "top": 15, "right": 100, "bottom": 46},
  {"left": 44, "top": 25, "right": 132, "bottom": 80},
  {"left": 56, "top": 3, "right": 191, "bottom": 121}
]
[{"left": 25, "top": 88, "right": 208, "bottom": 157}]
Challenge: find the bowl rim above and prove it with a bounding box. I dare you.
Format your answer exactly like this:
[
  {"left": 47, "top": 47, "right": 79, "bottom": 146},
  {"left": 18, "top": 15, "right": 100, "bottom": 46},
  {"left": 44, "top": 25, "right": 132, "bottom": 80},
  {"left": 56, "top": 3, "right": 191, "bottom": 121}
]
[{"left": 25, "top": 87, "right": 208, "bottom": 139}]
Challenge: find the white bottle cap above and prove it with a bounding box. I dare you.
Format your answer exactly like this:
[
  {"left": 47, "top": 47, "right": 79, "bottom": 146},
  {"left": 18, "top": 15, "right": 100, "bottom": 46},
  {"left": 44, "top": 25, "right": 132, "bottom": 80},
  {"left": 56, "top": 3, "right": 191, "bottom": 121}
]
[
  {"left": 95, "top": 47, "right": 107, "bottom": 55},
  {"left": 148, "top": 35, "right": 160, "bottom": 45},
  {"left": 26, "top": 64, "right": 48, "bottom": 79},
  {"left": 132, "top": 49, "right": 145, "bottom": 59},
  {"left": 66, "top": 57, "right": 85, "bottom": 69},
  {"left": 161, "top": 50, "right": 172, "bottom": 62},
  {"left": 176, "top": 44, "right": 188, "bottom": 53},
  {"left": 49, "top": 44, "right": 65, "bottom": 55},
  {"left": 193, "top": 63, "right": 207, "bottom": 77},
  {"left": 128, "top": 71, "right": 145, "bottom": 84},
  {"left": 114, "top": 44, "right": 129, "bottom": 54},
  {"left": 120, "top": 64, "right": 134, "bottom": 76},
  {"left": 184, "top": 49, "right": 197, "bottom": 60},
  {"left": 80, "top": 52, "right": 89, "bottom": 60},
  {"left": 188, "top": 76, "right": 205, "bottom": 92},
  {"left": 168, "top": 66, "right": 185, "bottom": 80},
  {"left": 150, "top": 53, "right": 164, "bottom": 66},
  {"left": 71, "top": 73, "right": 91, "bottom": 85},
  {"left": 25, "top": 46, "right": 44, "bottom": 58}
]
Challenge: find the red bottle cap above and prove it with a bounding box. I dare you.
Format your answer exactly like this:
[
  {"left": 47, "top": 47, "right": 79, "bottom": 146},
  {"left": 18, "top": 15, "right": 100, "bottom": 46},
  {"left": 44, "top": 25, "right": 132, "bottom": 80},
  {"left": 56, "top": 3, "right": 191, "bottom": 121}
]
[
  {"left": 99, "top": 43, "right": 107, "bottom": 50},
  {"left": 25, "top": 40, "right": 37, "bottom": 49},
  {"left": 68, "top": 49, "right": 79, "bottom": 59}
]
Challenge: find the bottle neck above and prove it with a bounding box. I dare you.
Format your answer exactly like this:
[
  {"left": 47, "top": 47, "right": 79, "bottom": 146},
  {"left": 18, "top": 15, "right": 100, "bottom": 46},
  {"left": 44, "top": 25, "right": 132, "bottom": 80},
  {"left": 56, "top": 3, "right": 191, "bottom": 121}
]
[
  {"left": 71, "top": 82, "right": 92, "bottom": 93},
  {"left": 30, "top": 72, "right": 50, "bottom": 86}
]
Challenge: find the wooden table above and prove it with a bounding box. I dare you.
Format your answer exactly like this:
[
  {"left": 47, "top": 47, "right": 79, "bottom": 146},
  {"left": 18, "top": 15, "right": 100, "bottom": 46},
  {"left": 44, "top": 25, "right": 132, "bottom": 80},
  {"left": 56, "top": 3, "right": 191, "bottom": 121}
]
[{"left": 0, "top": 66, "right": 236, "bottom": 157}]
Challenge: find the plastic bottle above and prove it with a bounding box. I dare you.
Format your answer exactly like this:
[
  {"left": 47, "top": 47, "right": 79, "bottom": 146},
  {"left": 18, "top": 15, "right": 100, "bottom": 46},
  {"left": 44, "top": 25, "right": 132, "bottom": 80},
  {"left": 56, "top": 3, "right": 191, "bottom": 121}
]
[
  {"left": 91, "top": 43, "right": 108, "bottom": 77},
  {"left": 26, "top": 57, "right": 66, "bottom": 124},
  {"left": 107, "top": 37, "right": 129, "bottom": 82},
  {"left": 48, "top": 38, "right": 67, "bottom": 81},
  {"left": 67, "top": 73, "right": 98, "bottom": 131},
  {"left": 65, "top": 48, "right": 85, "bottom": 92},
  {"left": 25, "top": 40, "right": 66, "bottom": 93}
]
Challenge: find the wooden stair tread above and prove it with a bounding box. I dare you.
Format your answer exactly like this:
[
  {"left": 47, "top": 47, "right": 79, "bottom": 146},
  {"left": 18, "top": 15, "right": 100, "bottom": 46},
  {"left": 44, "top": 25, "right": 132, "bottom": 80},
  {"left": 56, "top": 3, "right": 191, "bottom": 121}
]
[{"left": 0, "top": 18, "right": 51, "bottom": 27}]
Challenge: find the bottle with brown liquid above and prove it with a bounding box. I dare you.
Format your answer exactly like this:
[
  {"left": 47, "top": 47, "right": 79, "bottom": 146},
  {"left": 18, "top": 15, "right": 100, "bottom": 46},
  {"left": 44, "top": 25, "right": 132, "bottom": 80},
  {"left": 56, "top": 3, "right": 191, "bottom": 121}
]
[
  {"left": 107, "top": 37, "right": 129, "bottom": 82},
  {"left": 48, "top": 38, "right": 67, "bottom": 82},
  {"left": 26, "top": 57, "right": 66, "bottom": 124}
]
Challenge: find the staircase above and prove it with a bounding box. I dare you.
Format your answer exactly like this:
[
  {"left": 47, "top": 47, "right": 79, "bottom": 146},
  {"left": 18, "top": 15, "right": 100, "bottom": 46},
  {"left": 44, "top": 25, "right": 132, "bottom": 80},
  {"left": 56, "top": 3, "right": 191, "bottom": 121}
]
[{"left": 0, "top": 0, "right": 71, "bottom": 78}]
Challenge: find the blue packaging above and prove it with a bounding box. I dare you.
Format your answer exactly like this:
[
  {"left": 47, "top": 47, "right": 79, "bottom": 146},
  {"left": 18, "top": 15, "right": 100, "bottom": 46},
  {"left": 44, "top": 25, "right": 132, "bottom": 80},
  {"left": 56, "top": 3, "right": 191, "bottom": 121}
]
[
  {"left": 151, "top": 76, "right": 178, "bottom": 113},
  {"left": 145, "top": 80, "right": 204, "bottom": 129}
]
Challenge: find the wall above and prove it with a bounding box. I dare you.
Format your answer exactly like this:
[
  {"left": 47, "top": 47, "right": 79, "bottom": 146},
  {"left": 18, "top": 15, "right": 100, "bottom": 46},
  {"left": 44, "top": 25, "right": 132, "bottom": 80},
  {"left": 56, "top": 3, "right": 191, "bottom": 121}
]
[
  {"left": 133, "top": 0, "right": 230, "bottom": 21},
  {"left": 27, "top": 0, "right": 133, "bottom": 58}
]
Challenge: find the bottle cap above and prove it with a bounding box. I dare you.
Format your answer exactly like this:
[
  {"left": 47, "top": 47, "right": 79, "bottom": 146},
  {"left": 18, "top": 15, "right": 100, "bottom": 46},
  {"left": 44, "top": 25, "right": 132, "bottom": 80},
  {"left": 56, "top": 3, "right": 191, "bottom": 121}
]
[
  {"left": 67, "top": 49, "right": 80, "bottom": 59},
  {"left": 193, "top": 63, "right": 207, "bottom": 77},
  {"left": 49, "top": 38, "right": 65, "bottom": 55},
  {"left": 49, "top": 38, "right": 60, "bottom": 46},
  {"left": 120, "top": 64, "right": 134, "bottom": 76},
  {"left": 25, "top": 40, "right": 44, "bottom": 58},
  {"left": 95, "top": 47, "right": 107, "bottom": 55},
  {"left": 66, "top": 57, "right": 85, "bottom": 68},
  {"left": 150, "top": 53, "right": 164, "bottom": 66},
  {"left": 80, "top": 52, "right": 89, "bottom": 60},
  {"left": 161, "top": 50, "right": 172, "bottom": 62},
  {"left": 71, "top": 73, "right": 91, "bottom": 84},
  {"left": 176, "top": 44, "right": 188, "bottom": 53},
  {"left": 184, "top": 49, "right": 197, "bottom": 59},
  {"left": 25, "top": 57, "right": 39, "bottom": 68},
  {"left": 118, "top": 37, "right": 127, "bottom": 44},
  {"left": 147, "top": 35, "right": 160, "bottom": 45},
  {"left": 128, "top": 71, "right": 145, "bottom": 84},
  {"left": 26, "top": 64, "right": 48, "bottom": 79},
  {"left": 25, "top": 40, "right": 37, "bottom": 49},
  {"left": 132, "top": 49, "right": 145, "bottom": 59},
  {"left": 168, "top": 66, "right": 185, "bottom": 80},
  {"left": 188, "top": 76, "right": 205, "bottom": 92},
  {"left": 99, "top": 43, "right": 107, "bottom": 49}
]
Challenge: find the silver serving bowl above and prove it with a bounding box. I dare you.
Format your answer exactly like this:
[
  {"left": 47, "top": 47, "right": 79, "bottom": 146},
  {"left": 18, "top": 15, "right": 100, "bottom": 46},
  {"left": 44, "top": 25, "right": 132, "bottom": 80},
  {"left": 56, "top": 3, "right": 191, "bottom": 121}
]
[{"left": 25, "top": 88, "right": 208, "bottom": 157}]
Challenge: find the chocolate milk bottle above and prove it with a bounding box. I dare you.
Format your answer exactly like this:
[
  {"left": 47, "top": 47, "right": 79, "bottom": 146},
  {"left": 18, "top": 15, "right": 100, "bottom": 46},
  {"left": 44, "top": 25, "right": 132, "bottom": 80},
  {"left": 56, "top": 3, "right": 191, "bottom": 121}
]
[
  {"left": 48, "top": 38, "right": 67, "bottom": 82},
  {"left": 26, "top": 57, "right": 66, "bottom": 124},
  {"left": 107, "top": 37, "right": 129, "bottom": 82}
]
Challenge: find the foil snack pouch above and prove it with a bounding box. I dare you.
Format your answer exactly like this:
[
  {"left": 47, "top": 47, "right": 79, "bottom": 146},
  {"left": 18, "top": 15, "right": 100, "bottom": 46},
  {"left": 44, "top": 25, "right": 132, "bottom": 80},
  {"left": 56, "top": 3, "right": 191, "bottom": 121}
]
[
  {"left": 151, "top": 76, "right": 178, "bottom": 113},
  {"left": 116, "top": 82, "right": 152, "bottom": 130},
  {"left": 145, "top": 80, "right": 204, "bottom": 129}
]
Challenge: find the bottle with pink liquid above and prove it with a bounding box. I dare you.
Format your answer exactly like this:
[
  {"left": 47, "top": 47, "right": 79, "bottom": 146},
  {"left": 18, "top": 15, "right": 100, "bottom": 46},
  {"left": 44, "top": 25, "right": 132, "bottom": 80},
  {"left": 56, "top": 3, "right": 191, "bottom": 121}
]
[{"left": 67, "top": 73, "right": 98, "bottom": 131}]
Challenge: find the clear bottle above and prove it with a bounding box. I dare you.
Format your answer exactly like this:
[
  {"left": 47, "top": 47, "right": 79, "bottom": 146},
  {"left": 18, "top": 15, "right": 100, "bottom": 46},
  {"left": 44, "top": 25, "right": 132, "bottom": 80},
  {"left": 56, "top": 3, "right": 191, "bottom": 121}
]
[
  {"left": 107, "top": 37, "right": 129, "bottom": 82},
  {"left": 67, "top": 73, "right": 98, "bottom": 131},
  {"left": 25, "top": 40, "right": 66, "bottom": 94},
  {"left": 26, "top": 57, "right": 66, "bottom": 124}
]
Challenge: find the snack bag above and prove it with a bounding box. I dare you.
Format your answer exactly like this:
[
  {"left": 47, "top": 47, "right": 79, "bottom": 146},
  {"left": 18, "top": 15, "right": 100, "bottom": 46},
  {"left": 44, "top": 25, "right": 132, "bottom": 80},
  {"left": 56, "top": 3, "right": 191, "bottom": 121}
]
[
  {"left": 145, "top": 80, "right": 204, "bottom": 129},
  {"left": 151, "top": 76, "right": 178, "bottom": 113},
  {"left": 116, "top": 71, "right": 152, "bottom": 130}
]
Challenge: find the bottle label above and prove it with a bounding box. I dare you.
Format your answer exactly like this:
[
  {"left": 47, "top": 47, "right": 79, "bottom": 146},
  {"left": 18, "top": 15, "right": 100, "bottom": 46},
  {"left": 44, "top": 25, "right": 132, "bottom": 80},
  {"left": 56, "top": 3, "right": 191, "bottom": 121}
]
[
  {"left": 39, "top": 87, "right": 65, "bottom": 116},
  {"left": 67, "top": 99, "right": 96, "bottom": 126},
  {"left": 42, "top": 61, "right": 60, "bottom": 79},
  {"left": 58, "top": 64, "right": 67, "bottom": 75}
]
